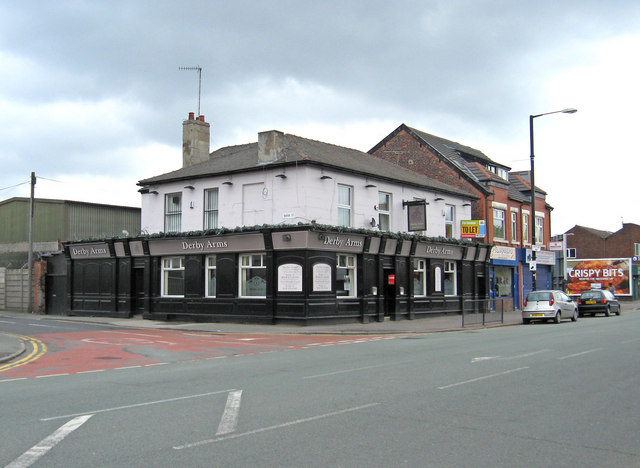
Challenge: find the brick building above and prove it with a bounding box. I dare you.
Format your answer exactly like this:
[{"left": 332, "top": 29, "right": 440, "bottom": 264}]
[{"left": 369, "top": 124, "right": 555, "bottom": 309}]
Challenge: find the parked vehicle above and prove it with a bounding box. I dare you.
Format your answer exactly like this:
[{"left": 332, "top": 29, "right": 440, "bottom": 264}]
[
  {"left": 522, "top": 290, "right": 578, "bottom": 324},
  {"left": 576, "top": 290, "right": 622, "bottom": 317}
]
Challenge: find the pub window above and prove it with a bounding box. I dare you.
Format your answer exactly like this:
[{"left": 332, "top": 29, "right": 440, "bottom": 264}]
[
  {"left": 413, "top": 258, "right": 427, "bottom": 296},
  {"left": 444, "top": 261, "right": 457, "bottom": 296},
  {"left": 164, "top": 193, "right": 182, "bottom": 233},
  {"left": 378, "top": 191, "right": 391, "bottom": 231},
  {"left": 445, "top": 205, "right": 455, "bottom": 239},
  {"left": 511, "top": 211, "right": 518, "bottom": 242},
  {"left": 535, "top": 216, "right": 544, "bottom": 244},
  {"left": 337, "top": 184, "right": 352, "bottom": 227},
  {"left": 336, "top": 254, "right": 357, "bottom": 297},
  {"left": 205, "top": 255, "right": 216, "bottom": 297},
  {"left": 161, "top": 256, "right": 184, "bottom": 297},
  {"left": 204, "top": 188, "right": 219, "bottom": 230},
  {"left": 239, "top": 253, "right": 267, "bottom": 298},
  {"left": 493, "top": 208, "right": 505, "bottom": 240},
  {"left": 522, "top": 213, "right": 530, "bottom": 243}
]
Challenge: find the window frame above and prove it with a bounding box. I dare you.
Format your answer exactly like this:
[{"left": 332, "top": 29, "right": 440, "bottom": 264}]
[
  {"left": 161, "top": 256, "right": 185, "bottom": 297},
  {"left": 337, "top": 184, "right": 353, "bottom": 227},
  {"left": 378, "top": 191, "right": 391, "bottom": 231},
  {"left": 535, "top": 216, "right": 544, "bottom": 244},
  {"left": 412, "top": 258, "right": 427, "bottom": 296},
  {"left": 444, "top": 260, "right": 457, "bottom": 296},
  {"left": 511, "top": 210, "right": 518, "bottom": 242},
  {"left": 522, "top": 213, "right": 530, "bottom": 244},
  {"left": 444, "top": 204, "right": 455, "bottom": 239},
  {"left": 204, "top": 188, "right": 219, "bottom": 230},
  {"left": 205, "top": 255, "right": 217, "bottom": 298},
  {"left": 336, "top": 253, "right": 357, "bottom": 298},
  {"left": 239, "top": 253, "right": 267, "bottom": 298},
  {"left": 164, "top": 192, "right": 182, "bottom": 233},
  {"left": 493, "top": 208, "right": 506, "bottom": 240}
]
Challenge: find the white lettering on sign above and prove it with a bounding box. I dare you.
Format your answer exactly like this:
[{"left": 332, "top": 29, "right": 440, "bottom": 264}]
[
  {"left": 90, "top": 247, "right": 107, "bottom": 255},
  {"left": 181, "top": 240, "right": 228, "bottom": 251},
  {"left": 425, "top": 245, "right": 453, "bottom": 256},
  {"left": 323, "top": 237, "right": 363, "bottom": 248},
  {"left": 569, "top": 268, "right": 624, "bottom": 278}
]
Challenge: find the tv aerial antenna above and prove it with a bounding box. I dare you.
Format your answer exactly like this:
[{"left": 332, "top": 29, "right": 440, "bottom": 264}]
[{"left": 179, "top": 65, "right": 202, "bottom": 116}]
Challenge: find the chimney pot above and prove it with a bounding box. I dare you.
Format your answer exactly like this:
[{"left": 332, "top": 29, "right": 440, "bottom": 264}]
[
  {"left": 188, "top": 112, "right": 195, "bottom": 120},
  {"left": 199, "top": 115, "right": 205, "bottom": 122}
]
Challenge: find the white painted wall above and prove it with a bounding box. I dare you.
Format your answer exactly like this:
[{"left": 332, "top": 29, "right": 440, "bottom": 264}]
[{"left": 140, "top": 165, "right": 473, "bottom": 237}]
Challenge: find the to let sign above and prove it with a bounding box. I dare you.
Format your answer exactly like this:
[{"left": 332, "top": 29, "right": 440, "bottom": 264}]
[{"left": 461, "top": 220, "right": 486, "bottom": 238}]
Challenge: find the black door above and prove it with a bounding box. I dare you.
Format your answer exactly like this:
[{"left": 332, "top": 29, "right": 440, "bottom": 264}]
[
  {"left": 132, "top": 267, "right": 145, "bottom": 314},
  {"left": 384, "top": 269, "right": 396, "bottom": 316}
]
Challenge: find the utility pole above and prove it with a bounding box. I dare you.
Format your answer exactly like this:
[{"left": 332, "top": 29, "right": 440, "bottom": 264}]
[{"left": 28, "top": 171, "right": 36, "bottom": 313}]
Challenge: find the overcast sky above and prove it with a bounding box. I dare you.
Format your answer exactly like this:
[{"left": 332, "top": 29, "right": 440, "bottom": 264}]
[{"left": 1, "top": 1, "right": 638, "bottom": 235}]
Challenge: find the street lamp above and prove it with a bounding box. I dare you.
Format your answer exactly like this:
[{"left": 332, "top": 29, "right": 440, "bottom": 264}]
[{"left": 529, "top": 108, "right": 577, "bottom": 291}]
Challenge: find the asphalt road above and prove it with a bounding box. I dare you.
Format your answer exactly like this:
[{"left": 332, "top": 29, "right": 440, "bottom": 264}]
[{"left": 1, "top": 312, "right": 638, "bottom": 467}]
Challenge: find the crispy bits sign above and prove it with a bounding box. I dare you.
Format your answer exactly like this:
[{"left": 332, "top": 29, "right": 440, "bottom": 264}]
[{"left": 566, "top": 258, "right": 632, "bottom": 296}]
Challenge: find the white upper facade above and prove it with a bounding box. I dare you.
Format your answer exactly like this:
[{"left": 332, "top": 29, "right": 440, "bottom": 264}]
[{"left": 138, "top": 124, "right": 477, "bottom": 238}]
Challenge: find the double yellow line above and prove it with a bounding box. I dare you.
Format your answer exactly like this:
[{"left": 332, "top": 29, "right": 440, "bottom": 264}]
[{"left": 0, "top": 334, "right": 48, "bottom": 373}]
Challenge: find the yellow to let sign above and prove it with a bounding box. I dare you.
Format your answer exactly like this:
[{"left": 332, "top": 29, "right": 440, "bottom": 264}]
[{"left": 461, "top": 220, "right": 485, "bottom": 238}]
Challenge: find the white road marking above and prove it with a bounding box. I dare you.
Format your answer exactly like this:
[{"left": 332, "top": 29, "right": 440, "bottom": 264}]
[
  {"left": 471, "top": 349, "right": 551, "bottom": 363},
  {"left": 438, "top": 367, "right": 529, "bottom": 390},
  {"left": 0, "top": 320, "right": 17, "bottom": 324},
  {"left": 28, "top": 323, "right": 65, "bottom": 329},
  {"left": 303, "top": 363, "right": 391, "bottom": 379},
  {"left": 174, "top": 403, "right": 380, "bottom": 450},
  {"left": 6, "top": 415, "right": 93, "bottom": 468},
  {"left": 471, "top": 356, "right": 500, "bottom": 362},
  {"left": 557, "top": 348, "right": 602, "bottom": 360},
  {"left": 216, "top": 390, "right": 242, "bottom": 435},
  {"left": 40, "top": 389, "right": 236, "bottom": 421}
]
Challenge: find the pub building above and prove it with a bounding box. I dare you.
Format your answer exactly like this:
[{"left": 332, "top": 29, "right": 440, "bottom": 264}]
[
  {"left": 63, "top": 225, "right": 490, "bottom": 324},
  {"left": 57, "top": 114, "right": 492, "bottom": 324}
]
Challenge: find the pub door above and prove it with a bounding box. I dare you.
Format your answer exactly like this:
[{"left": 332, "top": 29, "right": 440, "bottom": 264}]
[{"left": 384, "top": 269, "right": 396, "bottom": 317}]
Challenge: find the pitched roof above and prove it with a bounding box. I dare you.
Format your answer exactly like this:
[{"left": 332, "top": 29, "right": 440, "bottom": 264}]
[{"left": 139, "top": 132, "right": 479, "bottom": 199}]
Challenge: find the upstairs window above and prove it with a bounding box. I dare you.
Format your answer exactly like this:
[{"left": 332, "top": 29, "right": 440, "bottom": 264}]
[
  {"left": 535, "top": 216, "right": 544, "bottom": 244},
  {"left": 164, "top": 193, "right": 182, "bottom": 233},
  {"left": 566, "top": 248, "right": 576, "bottom": 259},
  {"left": 511, "top": 211, "right": 518, "bottom": 242},
  {"left": 523, "top": 213, "right": 530, "bottom": 243},
  {"left": 378, "top": 192, "right": 391, "bottom": 231},
  {"left": 493, "top": 208, "right": 505, "bottom": 240},
  {"left": 337, "top": 184, "right": 352, "bottom": 227},
  {"left": 445, "top": 205, "right": 455, "bottom": 238},
  {"left": 204, "top": 188, "right": 219, "bottom": 230}
]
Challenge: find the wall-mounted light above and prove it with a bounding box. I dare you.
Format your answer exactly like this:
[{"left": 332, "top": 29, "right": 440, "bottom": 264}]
[
  {"left": 435, "top": 196, "right": 444, "bottom": 201},
  {"left": 320, "top": 175, "right": 332, "bottom": 180},
  {"left": 365, "top": 183, "right": 376, "bottom": 188},
  {"left": 370, "top": 217, "right": 377, "bottom": 227},
  {"left": 222, "top": 181, "right": 233, "bottom": 186},
  {"left": 184, "top": 185, "right": 195, "bottom": 190},
  {"left": 275, "top": 173, "right": 287, "bottom": 179},
  {"left": 149, "top": 190, "right": 159, "bottom": 195},
  {"left": 462, "top": 202, "right": 471, "bottom": 207},
  {"left": 189, "top": 201, "right": 195, "bottom": 209}
]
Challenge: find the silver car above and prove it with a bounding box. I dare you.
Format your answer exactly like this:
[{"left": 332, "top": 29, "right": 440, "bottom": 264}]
[{"left": 522, "top": 290, "right": 578, "bottom": 324}]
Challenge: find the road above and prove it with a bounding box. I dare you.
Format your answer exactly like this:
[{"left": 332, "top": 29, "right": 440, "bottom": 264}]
[{"left": 1, "top": 312, "right": 638, "bottom": 467}]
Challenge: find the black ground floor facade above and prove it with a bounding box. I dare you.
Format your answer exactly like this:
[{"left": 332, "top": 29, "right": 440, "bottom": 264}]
[{"left": 58, "top": 226, "right": 491, "bottom": 325}]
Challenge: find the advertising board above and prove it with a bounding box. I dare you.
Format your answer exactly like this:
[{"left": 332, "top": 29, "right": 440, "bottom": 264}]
[
  {"left": 461, "top": 220, "right": 486, "bottom": 238},
  {"left": 566, "top": 258, "right": 632, "bottom": 296}
]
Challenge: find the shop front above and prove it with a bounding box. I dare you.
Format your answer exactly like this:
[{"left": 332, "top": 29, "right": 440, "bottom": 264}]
[
  {"left": 61, "top": 226, "right": 490, "bottom": 325},
  {"left": 489, "top": 246, "right": 518, "bottom": 311}
]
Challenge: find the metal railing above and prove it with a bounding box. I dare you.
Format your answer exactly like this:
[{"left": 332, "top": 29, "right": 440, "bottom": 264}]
[{"left": 462, "top": 298, "right": 505, "bottom": 327}]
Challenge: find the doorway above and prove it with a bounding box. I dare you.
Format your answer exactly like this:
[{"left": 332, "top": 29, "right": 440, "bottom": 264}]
[{"left": 383, "top": 269, "right": 396, "bottom": 316}]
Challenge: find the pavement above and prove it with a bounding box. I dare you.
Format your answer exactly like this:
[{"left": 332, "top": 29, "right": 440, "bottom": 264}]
[{"left": 2, "top": 300, "right": 639, "bottom": 364}]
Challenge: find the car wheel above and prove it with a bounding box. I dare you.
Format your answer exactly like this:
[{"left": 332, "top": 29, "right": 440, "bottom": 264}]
[
  {"left": 571, "top": 309, "right": 578, "bottom": 322},
  {"left": 605, "top": 305, "right": 611, "bottom": 317},
  {"left": 616, "top": 306, "right": 621, "bottom": 316},
  {"left": 554, "top": 312, "right": 561, "bottom": 324},
  {"left": 523, "top": 318, "right": 530, "bottom": 324}
]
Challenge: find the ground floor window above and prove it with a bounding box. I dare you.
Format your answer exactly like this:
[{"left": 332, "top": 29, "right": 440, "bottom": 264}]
[
  {"left": 240, "top": 253, "right": 267, "bottom": 297},
  {"left": 336, "top": 254, "right": 357, "bottom": 297},
  {"left": 493, "top": 266, "right": 513, "bottom": 297},
  {"left": 205, "top": 255, "right": 216, "bottom": 297},
  {"left": 444, "top": 261, "right": 457, "bottom": 296},
  {"left": 413, "top": 258, "right": 427, "bottom": 296},
  {"left": 161, "top": 256, "right": 184, "bottom": 297}
]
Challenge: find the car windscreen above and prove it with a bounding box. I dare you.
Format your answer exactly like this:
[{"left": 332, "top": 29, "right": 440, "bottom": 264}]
[
  {"left": 580, "top": 291, "right": 602, "bottom": 300},
  {"left": 527, "top": 292, "right": 552, "bottom": 301}
]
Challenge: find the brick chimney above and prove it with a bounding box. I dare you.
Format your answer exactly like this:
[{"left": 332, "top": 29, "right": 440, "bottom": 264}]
[
  {"left": 258, "top": 130, "right": 285, "bottom": 163},
  {"left": 182, "top": 112, "right": 210, "bottom": 167}
]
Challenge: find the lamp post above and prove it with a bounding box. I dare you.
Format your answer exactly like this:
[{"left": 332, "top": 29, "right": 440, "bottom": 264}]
[{"left": 529, "top": 108, "right": 576, "bottom": 291}]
